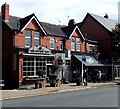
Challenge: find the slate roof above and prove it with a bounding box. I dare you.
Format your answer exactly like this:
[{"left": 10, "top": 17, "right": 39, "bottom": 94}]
[
  {"left": 61, "top": 25, "right": 76, "bottom": 38},
  {"left": 1, "top": 13, "right": 85, "bottom": 38},
  {"left": 19, "top": 13, "right": 35, "bottom": 30},
  {"left": 5, "top": 15, "right": 21, "bottom": 30},
  {"left": 40, "top": 22, "right": 65, "bottom": 37},
  {"left": 88, "top": 13, "right": 117, "bottom": 32},
  {"left": 2, "top": 13, "right": 66, "bottom": 37}
]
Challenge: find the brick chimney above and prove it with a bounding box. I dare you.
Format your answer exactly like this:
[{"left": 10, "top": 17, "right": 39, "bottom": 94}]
[
  {"left": 68, "top": 19, "right": 76, "bottom": 26},
  {"left": 1, "top": 2, "right": 9, "bottom": 21},
  {"left": 104, "top": 13, "right": 109, "bottom": 19}
]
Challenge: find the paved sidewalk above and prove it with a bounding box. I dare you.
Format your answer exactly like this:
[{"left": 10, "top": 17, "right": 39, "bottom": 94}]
[{"left": 1, "top": 82, "right": 118, "bottom": 100}]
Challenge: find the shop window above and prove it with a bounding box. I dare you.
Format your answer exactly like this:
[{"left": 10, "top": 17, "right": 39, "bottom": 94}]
[
  {"left": 65, "top": 60, "right": 70, "bottom": 65},
  {"left": 47, "top": 58, "right": 53, "bottom": 64},
  {"left": 23, "top": 57, "right": 53, "bottom": 77}
]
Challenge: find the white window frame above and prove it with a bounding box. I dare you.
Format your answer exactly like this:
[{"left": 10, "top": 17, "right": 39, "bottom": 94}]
[
  {"left": 60, "top": 40, "right": 63, "bottom": 50},
  {"left": 34, "top": 31, "right": 40, "bottom": 46},
  {"left": 76, "top": 38, "right": 81, "bottom": 51},
  {"left": 71, "top": 37, "right": 75, "bottom": 51},
  {"left": 50, "top": 38, "right": 54, "bottom": 49},
  {"left": 23, "top": 57, "right": 53, "bottom": 77},
  {"left": 25, "top": 30, "right": 32, "bottom": 48},
  {"left": 89, "top": 45, "right": 93, "bottom": 53},
  {"left": 94, "top": 45, "right": 97, "bottom": 53}
]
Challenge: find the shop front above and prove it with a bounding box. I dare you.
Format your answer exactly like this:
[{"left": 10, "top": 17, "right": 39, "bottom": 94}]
[
  {"left": 71, "top": 54, "right": 112, "bottom": 82},
  {"left": 19, "top": 45, "right": 54, "bottom": 86}
]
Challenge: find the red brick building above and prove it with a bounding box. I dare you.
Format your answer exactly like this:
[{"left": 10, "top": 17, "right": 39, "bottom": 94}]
[
  {"left": 1, "top": 3, "right": 113, "bottom": 89},
  {"left": 80, "top": 13, "right": 117, "bottom": 59},
  {"left": 80, "top": 13, "right": 120, "bottom": 80}
]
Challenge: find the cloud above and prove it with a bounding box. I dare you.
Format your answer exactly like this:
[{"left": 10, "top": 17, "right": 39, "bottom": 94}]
[{"left": 0, "top": 0, "right": 119, "bottom": 25}]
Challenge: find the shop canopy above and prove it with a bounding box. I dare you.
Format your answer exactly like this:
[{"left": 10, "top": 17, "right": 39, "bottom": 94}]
[{"left": 74, "top": 55, "right": 111, "bottom": 67}]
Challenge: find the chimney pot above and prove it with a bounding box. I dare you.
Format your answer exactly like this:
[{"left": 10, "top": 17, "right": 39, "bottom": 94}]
[{"left": 104, "top": 13, "right": 109, "bottom": 19}]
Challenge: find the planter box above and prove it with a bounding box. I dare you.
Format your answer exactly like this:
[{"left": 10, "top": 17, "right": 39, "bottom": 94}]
[
  {"left": 35, "top": 79, "right": 46, "bottom": 88},
  {"left": 50, "top": 80, "right": 61, "bottom": 87}
]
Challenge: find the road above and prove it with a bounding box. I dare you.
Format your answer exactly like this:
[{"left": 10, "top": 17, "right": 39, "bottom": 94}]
[{"left": 2, "top": 86, "right": 118, "bottom": 107}]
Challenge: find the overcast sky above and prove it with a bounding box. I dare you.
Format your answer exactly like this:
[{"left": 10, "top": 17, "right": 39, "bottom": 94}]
[{"left": 0, "top": 0, "right": 120, "bottom": 25}]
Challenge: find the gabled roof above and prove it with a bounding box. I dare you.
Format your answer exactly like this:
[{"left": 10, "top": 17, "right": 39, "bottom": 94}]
[
  {"left": 40, "top": 22, "right": 65, "bottom": 37},
  {"left": 2, "top": 13, "right": 66, "bottom": 37},
  {"left": 62, "top": 25, "right": 85, "bottom": 40},
  {"left": 2, "top": 13, "right": 47, "bottom": 35},
  {"left": 87, "top": 13, "right": 117, "bottom": 32},
  {"left": 61, "top": 25, "right": 76, "bottom": 37},
  {"left": 19, "top": 13, "right": 35, "bottom": 31},
  {"left": 19, "top": 13, "right": 47, "bottom": 34}
]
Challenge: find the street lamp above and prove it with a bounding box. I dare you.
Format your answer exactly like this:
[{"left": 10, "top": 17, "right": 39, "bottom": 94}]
[{"left": 81, "top": 56, "right": 86, "bottom": 85}]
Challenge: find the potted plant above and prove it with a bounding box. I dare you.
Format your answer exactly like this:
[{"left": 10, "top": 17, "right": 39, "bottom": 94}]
[
  {"left": 36, "top": 69, "right": 45, "bottom": 78},
  {"left": 35, "top": 69, "right": 46, "bottom": 88},
  {"left": 52, "top": 64, "right": 60, "bottom": 74}
]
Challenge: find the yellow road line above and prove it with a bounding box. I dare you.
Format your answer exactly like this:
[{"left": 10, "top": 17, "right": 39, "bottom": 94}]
[{"left": 1, "top": 84, "right": 116, "bottom": 100}]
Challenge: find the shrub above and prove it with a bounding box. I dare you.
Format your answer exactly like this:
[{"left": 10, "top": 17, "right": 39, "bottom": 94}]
[
  {"left": 36, "top": 69, "right": 45, "bottom": 78},
  {"left": 49, "top": 74, "right": 57, "bottom": 80}
]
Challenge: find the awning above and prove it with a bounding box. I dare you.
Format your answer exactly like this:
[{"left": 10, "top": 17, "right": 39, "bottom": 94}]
[{"left": 74, "top": 55, "right": 111, "bottom": 67}]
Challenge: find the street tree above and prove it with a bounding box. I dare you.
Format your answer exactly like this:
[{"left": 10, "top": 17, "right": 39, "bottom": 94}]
[{"left": 112, "top": 23, "right": 120, "bottom": 57}]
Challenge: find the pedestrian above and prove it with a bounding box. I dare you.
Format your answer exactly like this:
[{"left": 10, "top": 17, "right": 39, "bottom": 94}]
[{"left": 83, "top": 69, "right": 88, "bottom": 86}]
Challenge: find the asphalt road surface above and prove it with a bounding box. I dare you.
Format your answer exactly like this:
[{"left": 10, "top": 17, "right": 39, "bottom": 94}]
[{"left": 2, "top": 86, "right": 118, "bottom": 107}]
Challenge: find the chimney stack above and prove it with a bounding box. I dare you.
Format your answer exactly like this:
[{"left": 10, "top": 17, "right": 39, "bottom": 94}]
[
  {"left": 68, "top": 19, "right": 76, "bottom": 26},
  {"left": 1, "top": 2, "right": 9, "bottom": 21},
  {"left": 104, "top": 13, "right": 109, "bottom": 19}
]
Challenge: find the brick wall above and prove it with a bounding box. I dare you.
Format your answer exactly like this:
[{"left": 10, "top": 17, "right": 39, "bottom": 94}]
[
  {"left": 81, "top": 15, "right": 112, "bottom": 58},
  {"left": 65, "top": 29, "right": 87, "bottom": 52}
]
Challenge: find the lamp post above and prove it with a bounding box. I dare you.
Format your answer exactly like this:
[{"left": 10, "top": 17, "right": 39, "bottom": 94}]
[
  {"left": 81, "top": 56, "right": 86, "bottom": 85},
  {"left": 81, "top": 61, "right": 84, "bottom": 85}
]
